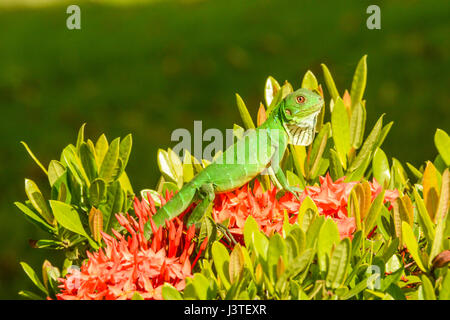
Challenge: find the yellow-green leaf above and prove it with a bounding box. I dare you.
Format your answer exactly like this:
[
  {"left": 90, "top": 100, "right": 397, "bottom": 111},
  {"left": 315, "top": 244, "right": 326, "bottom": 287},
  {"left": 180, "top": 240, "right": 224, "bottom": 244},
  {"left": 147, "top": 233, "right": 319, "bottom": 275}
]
[{"left": 350, "top": 55, "right": 367, "bottom": 109}]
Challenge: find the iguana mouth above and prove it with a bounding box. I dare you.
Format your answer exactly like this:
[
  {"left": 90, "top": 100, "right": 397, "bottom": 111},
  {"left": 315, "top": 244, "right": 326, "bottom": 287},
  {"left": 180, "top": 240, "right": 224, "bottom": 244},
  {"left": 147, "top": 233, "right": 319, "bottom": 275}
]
[{"left": 283, "top": 109, "right": 321, "bottom": 146}]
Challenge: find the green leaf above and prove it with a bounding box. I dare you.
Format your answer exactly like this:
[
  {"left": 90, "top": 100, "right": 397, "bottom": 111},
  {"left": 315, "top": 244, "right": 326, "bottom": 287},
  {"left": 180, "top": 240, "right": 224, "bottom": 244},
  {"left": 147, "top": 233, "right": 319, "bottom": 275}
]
[
  {"left": 131, "top": 292, "right": 144, "bottom": 300},
  {"left": 317, "top": 218, "right": 340, "bottom": 273},
  {"left": 20, "top": 141, "right": 48, "bottom": 175},
  {"left": 341, "top": 274, "right": 378, "bottom": 300},
  {"left": 182, "top": 149, "right": 195, "bottom": 183},
  {"left": 363, "top": 189, "right": 385, "bottom": 237},
  {"left": 48, "top": 160, "right": 66, "bottom": 187},
  {"left": 376, "top": 121, "right": 394, "bottom": 150},
  {"left": 243, "top": 215, "right": 259, "bottom": 249},
  {"left": 18, "top": 290, "right": 44, "bottom": 300},
  {"left": 20, "top": 262, "right": 47, "bottom": 295},
  {"left": 372, "top": 148, "right": 390, "bottom": 187},
  {"left": 79, "top": 143, "right": 98, "bottom": 182},
  {"left": 329, "top": 149, "right": 344, "bottom": 180},
  {"left": 192, "top": 273, "right": 211, "bottom": 300},
  {"left": 168, "top": 148, "right": 184, "bottom": 188},
  {"left": 157, "top": 149, "right": 178, "bottom": 185},
  {"left": 264, "top": 76, "right": 281, "bottom": 108},
  {"left": 321, "top": 63, "right": 340, "bottom": 102},
  {"left": 308, "top": 123, "right": 330, "bottom": 178},
  {"left": 88, "top": 207, "right": 103, "bottom": 242},
  {"left": 439, "top": 270, "right": 450, "bottom": 300},
  {"left": 348, "top": 114, "right": 384, "bottom": 173},
  {"left": 99, "top": 138, "right": 120, "bottom": 183},
  {"left": 99, "top": 180, "right": 124, "bottom": 231},
  {"left": 350, "top": 55, "right": 367, "bottom": 109},
  {"left": 14, "top": 202, "right": 55, "bottom": 233},
  {"left": 349, "top": 102, "right": 366, "bottom": 149},
  {"left": 49, "top": 200, "right": 92, "bottom": 241},
  {"left": 61, "top": 145, "right": 89, "bottom": 186},
  {"left": 420, "top": 275, "right": 437, "bottom": 300},
  {"left": 162, "top": 283, "right": 183, "bottom": 300},
  {"left": 211, "top": 241, "right": 231, "bottom": 289},
  {"left": 402, "top": 221, "right": 427, "bottom": 272},
  {"left": 326, "top": 238, "right": 351, "bottom": 289},
  {"left": 301, "top": 70, "right": 318, "bottom": 90},
  {"left": 76, "top": 123, "right": 86, "bottom": 153},
  {"left": 229, "top": 244, "right": 245, "bottom": 284},
  {"left": 119, "top": 134, "right": 133, "bottom": 168},
  {"left": 298, "top": 196, "right": 319, "bottom": 232},
  {"left": 267, "top": 233, "right": 286, "bottom": 281},
  {"left": 435, "top": 129, "right": 450, "bottom": 166},
  {"left": 406, "top": 162, "right": 423, "bottom": 180},
  {"left": 331, "top": 97, "right": 350, "bottom": 169},
  {"left": 141, "top": 189, "right": 162, "bottom": 207},
  {"left": 88, "top": 178, "right": 107, "bottom": 207},
  {"left": 429, "top": 169, "right": 450, "bottom": 267},
  {"left": 95, "top": 134, "right": 109, "bottom": 168},
  {"left": 235, "top": 93, "right": 255, "bottom": 130},
  {"left": 25, "top": 179, "right": 54, "bottom": 225}
]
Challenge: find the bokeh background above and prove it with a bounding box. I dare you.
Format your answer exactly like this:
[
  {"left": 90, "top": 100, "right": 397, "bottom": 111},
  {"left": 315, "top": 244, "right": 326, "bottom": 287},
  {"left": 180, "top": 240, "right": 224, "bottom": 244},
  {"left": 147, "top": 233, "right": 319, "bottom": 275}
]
[{"left": 0, "top": 0, "right": 448, "bottom": 299}]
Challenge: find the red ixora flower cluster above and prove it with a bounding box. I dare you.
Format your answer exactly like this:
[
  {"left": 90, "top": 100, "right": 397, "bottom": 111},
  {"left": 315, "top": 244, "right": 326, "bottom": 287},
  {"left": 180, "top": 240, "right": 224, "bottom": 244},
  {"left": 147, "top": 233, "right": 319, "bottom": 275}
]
[
  {"left": 57, "top": 195, "right": 207, "bottom": 300},
  {"left": 212, "top": 174, "right": 399, "bottom": 239}
]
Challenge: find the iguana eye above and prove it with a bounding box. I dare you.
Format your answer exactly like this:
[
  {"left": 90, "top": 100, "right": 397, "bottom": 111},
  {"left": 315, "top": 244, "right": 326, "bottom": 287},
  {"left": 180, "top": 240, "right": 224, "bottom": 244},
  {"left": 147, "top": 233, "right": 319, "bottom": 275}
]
[{"left": 296, "top": 96, "right": 306, "bottom": 104}]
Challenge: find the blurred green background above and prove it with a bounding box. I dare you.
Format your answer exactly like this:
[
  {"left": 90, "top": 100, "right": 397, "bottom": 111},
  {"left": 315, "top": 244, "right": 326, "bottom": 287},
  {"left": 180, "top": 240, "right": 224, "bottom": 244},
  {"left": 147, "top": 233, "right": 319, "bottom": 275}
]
[{"left": 0, "top": 0, "right": 448, "bottom": 299}]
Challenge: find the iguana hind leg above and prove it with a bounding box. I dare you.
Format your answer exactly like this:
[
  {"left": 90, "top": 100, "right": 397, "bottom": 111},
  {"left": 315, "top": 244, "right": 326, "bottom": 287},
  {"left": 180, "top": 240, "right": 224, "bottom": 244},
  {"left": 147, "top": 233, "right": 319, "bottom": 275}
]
[{"left": 186, "top": 183, "right": 216, "bottom": 227}]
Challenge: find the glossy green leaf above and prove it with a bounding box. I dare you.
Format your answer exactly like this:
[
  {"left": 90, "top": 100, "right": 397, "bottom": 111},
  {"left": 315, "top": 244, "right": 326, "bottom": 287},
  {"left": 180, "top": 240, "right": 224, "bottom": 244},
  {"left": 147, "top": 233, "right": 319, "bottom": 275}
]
[
  {"left": 235, "top": 93, "right": 255, "bottom": 130},
  {"left": 317, "top": 218, "right": 340, "bottom": 272},
  {"left": 141, "top": 189, "right": 162, "bottom": 207},
  {"left": 229, "top": 244, "right": 245, "bottom": 284},
  {"left": 435, "top": 129, "right": 450, "bottom": 166},
  {"left": 308, "top": 122, "right": 330, "bottom": 178},
  {"left": 412, "top": 187, "right": 435, "bottom": 245},
  {"left": 48, "top": 160, "right": 66, "bottom": 187},
  {"left": 264, "top": 76, "right": 281, "bottom": 108},
  {"left": 89, "top": 178, "right": 107, "bottom": 207},
  {"left": 49, "top": 200, "right": 93, "bottom": 243},
  {"left": 331, "top": 97, "right": 350, "bottom": 169},
  {"left": 267, "top": 233, "right": 286, "bottom": 281},
  {"left": 25, "top": 179, "right": 54, "bottom": 225},
  {"left": 95, "top": 134, "right": 109, "bottom": 167},
  {"left": 14, "top": 201, "right": 55, "bottom": 233},
  {"left": 80, "top": 143, "right": 98, "bottom": 182},
  {"left": 349, "top": 102, "right": 366, "bottom": 149},
  {"left": 298, "top": 196, "right": 318, "bottom": 232},
  {"left": 372, "top": 148, "right": 390, "bottom": 187},
  {"left": 119, "top": 134, "right": 132, "bottom": 168},
  {"left": 321, "top": 63, "right": 340, "bottom": 102},
  {"left": 402, "top": 221, "right": 427, "bottom": 272},
  {"left": 20, "top": 262, "right": 47, "bottom": 295},
  {"left": 419, "top": 275, "right": 436, "bottom": 300},
  {"left": 211, "top": 241, "right": 231, "bottom": 289},
  {"left": 99, "top": 138, "right": 120, "bottom": 182},
  {"left": 363, "top": 189, "right": 385, "bottom": 237},
  {"left": 20, "top": 141, "right": 48, "bottom": 175},
  {"left": 429, "top": 169, "right": 450, "bottom": 267},
  {"left": 301, "top": 70, "right": 318, "bottom": 90},
  {"left": 329, "top": 148, "right": 344, "bottom": 180},
  {"left": 326, "top": 238, "right": 351, "bottom": 289},
  {"left": 348, "top": 114, "right": 384, "bottom": 173},
  {"left": 350, "top": 55, "right": 367, "bottom": 108}
]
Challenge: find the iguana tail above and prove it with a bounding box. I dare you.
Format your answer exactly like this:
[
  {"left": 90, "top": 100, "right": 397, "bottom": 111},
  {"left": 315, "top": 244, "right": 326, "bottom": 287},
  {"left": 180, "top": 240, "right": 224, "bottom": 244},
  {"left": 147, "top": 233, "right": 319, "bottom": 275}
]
[{"left": 151, "top": 182, "right": 197, "bottom": 227}]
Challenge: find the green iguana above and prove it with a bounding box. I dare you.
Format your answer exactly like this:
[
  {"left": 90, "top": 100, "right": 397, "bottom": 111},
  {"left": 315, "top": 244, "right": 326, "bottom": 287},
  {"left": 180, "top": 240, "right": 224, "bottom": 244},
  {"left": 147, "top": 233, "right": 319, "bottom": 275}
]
[{"left": 150, "top": 88, "right": 324, "bottom": 229}]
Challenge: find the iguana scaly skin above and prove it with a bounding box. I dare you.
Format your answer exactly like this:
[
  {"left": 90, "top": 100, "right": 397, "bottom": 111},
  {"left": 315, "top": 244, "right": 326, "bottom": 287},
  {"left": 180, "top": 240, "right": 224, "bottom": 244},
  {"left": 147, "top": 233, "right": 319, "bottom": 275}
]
[{"left": 150, "top": 88, "right": 324, "bottom": 228}]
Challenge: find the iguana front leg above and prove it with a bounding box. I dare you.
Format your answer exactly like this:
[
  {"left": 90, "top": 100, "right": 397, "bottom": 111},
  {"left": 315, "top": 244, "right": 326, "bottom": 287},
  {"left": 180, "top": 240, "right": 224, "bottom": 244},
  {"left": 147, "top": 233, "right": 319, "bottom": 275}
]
[{"left": 274, "top": 165, "right": 302, "bottom": 200}]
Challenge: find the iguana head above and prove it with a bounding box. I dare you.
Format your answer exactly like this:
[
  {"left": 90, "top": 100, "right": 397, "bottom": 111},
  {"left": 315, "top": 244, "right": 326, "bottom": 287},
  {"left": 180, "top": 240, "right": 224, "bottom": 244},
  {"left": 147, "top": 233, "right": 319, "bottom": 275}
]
[{"left": 279, "top": 88, "right": 324, "bottom": 146}]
